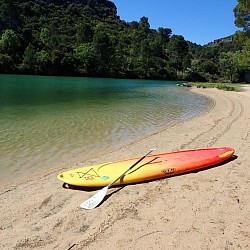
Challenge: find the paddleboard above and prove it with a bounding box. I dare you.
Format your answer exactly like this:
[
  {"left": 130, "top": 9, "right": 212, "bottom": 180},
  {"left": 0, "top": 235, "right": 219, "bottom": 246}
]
[{"left": 57, "top": 147, "right": 235, "bottom": 187}]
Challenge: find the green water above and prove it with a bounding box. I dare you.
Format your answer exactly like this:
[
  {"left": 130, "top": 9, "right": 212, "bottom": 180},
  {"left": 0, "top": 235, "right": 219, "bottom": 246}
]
[{"left": 0, "top": 74, "right": 211, "bottom": 185}]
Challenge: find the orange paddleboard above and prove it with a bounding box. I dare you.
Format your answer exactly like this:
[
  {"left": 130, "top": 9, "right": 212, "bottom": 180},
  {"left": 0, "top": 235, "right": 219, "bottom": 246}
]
[{"left": 57, "top": 147, "right": 235, "bottom": 187}]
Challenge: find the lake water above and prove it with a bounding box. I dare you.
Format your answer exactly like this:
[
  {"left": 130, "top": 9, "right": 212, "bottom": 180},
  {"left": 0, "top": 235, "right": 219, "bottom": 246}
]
[{"left": 0, "top": 75, "right": 211, "bottom": 185}]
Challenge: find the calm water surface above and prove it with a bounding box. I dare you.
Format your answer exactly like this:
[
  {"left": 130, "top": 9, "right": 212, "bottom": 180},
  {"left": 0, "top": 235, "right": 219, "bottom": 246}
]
[{"left": 0, "top": 75, "right": 211, "bottom": 185}]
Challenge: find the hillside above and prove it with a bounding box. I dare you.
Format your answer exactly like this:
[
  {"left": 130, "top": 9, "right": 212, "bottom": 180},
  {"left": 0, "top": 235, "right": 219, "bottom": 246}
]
[
  {"left": 0, "top": 0, "right": 247, "bottom": 82},
  {"left": 206, "top": 36, "right": 233, "bottom": 47}
]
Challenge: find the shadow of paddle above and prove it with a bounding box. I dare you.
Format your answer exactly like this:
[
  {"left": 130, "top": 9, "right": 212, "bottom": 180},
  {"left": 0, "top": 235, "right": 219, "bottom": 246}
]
[{"left": 96, "top": 186, "right": 125, "bottom": 208}]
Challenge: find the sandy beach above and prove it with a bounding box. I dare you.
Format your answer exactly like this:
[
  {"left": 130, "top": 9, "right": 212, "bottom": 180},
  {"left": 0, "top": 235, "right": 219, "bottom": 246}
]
[{"left": 1, "top": 87, "right": 250, "bottom": 250}]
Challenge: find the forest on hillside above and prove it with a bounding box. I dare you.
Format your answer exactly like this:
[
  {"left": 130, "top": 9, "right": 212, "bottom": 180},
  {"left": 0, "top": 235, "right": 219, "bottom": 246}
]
[{"left": 0, "top": 0, "right": 249, "bottom": 82}]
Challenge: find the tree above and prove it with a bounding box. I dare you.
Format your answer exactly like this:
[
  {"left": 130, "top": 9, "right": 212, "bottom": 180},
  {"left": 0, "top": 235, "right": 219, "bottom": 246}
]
[
  {"left": 0, "top": 29, "right": 20, "bottom": 54},
  {"left": 76, "top": 22, "right": 93, "bottom": 43},
  {"left": 234, "top": 0, "right": 250, "bottom": 32},
  {"left": 36, "top": 50, "right": 50, "bottom": 73},
  {"left": 39, "top": 28, "right": 51, "bottom": 46},
  {"left": 219, "top": 52, "right": 239, "bottom": 82},
  {"left": 74, "top": 43, "right": 96, "bottom": 74},
  {"left": 22, "top": 43, "right": 36, "bottom": 72},
  {"left": 93, "top": 23, "right": 113, "bottom": 75},
  {"left": 158, "top": 27, "right": 172, "bottom": 43},
  {"left": 139, "top": 16, "right": 150, "bottom": 32},
  {"left": 233, "top": 0, "right": 250, "bottom": 47},
  {"left": 167, "top": 35, "right": 190, "bottom": 72},
  {"left": 234, "top": 39, "right": 250, "bottom": 74},
  {"left": 234, "top": 0, "right": 250, "bottom": 82},
  {"left": 0, "top": 0, "right": 21, "bottom": 30},
  {"left": 0, "top": 53, "right": 14, "bottom": 72}
]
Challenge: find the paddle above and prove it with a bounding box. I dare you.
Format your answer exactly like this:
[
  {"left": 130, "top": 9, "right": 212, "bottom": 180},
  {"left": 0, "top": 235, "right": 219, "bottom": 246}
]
[{"left": 80, "top": 148, "right": 156, "bottom": 209}]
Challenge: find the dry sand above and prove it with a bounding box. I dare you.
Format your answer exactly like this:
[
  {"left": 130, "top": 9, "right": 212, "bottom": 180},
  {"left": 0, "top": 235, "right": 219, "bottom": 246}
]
[{"left": 1, "top": 87, "right": 250, "bottom": 250}]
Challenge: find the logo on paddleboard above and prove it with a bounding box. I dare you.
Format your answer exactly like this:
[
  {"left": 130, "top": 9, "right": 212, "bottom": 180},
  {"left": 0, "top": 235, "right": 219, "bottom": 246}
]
[
  {"left": 162, "top": 168, "right": 175, "bottom": 174},
  {"left": 101, "top": 176, "right": 110, "bottom": 180}
]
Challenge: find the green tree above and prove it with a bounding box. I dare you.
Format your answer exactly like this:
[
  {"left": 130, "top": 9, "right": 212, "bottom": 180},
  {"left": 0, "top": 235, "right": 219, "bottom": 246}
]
[
  {"left": 36, "top": 50, "right": 50, "bottom": 72},
  {"left": 22, "top": 43, "right": 36, "bottom": 72},
  {"left": 76, "top": 22, "right": 93, "bottom": 43},
  {"left": 233, "top": 0, "right": 250, "bottom": 49},
  {"left": 110, "top": 31, "right": 131, "bottom": 77},
  {"left": 74, "top": 43, "right": 96, "bottom": 74},
  {"left": 139, "top": 16, "right": 150, "bottom": 32},
  {"left": 234, "top": 0, "right": 250, "bottom": 82},
  {"left": 0, "top": 0, "right": 21, "bottom": 30},
  {"left": 235, "top": 39, "right": 250, "bottom": 71},
  {"left": 0, "top": 53, "right": 14, "bottom": 72},
  {"left": 39, "top": 28, "right": 51, "bottom": 46},
  {"left": 219, "top": 52, "right": 239, "bottom": 82},
  {"left": 167, "top": 35, "right": 190, "bottom": 72},
  {"left": 0, "top": 29, "right": 20, "bottom": 54},
  {"left": 93, "top": 23, "right": 113, "bottom": 75},
  {"left": 158, "top": 27, "right": 172, "bottom": 43},
  {"left": 234, "top": 0, "right": 250, "bottom": 32}
]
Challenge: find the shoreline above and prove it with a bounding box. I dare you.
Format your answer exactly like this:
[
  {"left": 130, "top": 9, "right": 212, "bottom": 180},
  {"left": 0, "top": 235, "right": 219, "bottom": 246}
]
[
  {"left": 1, "top": 87, "right": 250, "bottom": 249},
  {"left": 0, "top": 84, "right": 212, "bottom": 189}
]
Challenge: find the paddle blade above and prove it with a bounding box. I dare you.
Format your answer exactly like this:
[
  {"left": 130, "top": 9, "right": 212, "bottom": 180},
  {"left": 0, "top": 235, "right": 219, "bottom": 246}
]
[{"left": 80, "top": 186, "right": 108, "bottom": 210}]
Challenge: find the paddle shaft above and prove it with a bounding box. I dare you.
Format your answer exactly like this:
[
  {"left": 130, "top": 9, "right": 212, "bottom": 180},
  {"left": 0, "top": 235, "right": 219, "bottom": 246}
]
[{"left": 107, "top": 148, "right": 155, "bottom": 188}]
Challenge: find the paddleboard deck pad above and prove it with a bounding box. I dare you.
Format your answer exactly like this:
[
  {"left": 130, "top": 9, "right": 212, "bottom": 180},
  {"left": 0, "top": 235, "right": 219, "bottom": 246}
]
[{"left": 57, "top": 147, "right": 235, "bottom": 187}]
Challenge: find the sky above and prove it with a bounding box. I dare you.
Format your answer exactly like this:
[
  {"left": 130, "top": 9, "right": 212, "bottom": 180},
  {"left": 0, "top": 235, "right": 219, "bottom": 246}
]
[{"left": 112, "top": 0, "right": 239, "bottom": 45}]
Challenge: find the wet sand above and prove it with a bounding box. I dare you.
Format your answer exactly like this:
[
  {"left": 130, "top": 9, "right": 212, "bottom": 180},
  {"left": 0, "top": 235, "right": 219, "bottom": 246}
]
[{"left": 1, "top": 87, "right": 250, "bottom": 249}]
